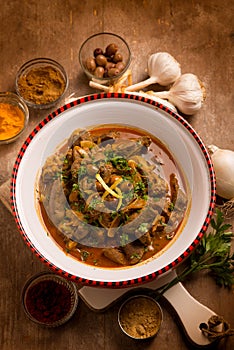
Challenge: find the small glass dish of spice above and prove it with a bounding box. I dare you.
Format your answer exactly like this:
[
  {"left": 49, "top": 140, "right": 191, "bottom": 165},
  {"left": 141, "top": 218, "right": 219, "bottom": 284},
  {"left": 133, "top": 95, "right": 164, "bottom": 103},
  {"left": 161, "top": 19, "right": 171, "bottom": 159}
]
[
  {"left": 118, "top": 294, "right": 163, "bottom": 340},
  {"left": 79, "top": 32, "right": 131, "bottom": 84},
  {"left": 21, "top": 272, "right": 79, "bottom": 327},
  {"left": 0, "top": 92, "right": 29, "bottom": 145},
  {"left": 15, "top": 58, "right": 68, "bottom": 109}
]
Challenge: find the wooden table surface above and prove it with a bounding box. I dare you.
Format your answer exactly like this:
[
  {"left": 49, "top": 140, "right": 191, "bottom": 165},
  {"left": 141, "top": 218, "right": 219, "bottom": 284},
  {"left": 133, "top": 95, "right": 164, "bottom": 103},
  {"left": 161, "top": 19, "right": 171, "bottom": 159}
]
[{"left": 0, "top": 1, "right": 233, "bottom": 349}]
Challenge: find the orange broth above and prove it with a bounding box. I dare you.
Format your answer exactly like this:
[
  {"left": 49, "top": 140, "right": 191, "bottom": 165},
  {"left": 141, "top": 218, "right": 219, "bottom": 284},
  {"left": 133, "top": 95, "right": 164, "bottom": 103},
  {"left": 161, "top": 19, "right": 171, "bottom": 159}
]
[{"left": 37, "top": 125, "right": 189, "bottom": 268}]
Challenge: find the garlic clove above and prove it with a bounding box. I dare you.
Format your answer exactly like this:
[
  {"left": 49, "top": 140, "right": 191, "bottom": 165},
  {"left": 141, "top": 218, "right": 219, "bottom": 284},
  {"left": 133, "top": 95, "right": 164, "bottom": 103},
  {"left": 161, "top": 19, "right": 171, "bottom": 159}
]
[
  {"left": 125, "top": 52, "right": 181, "bottom": 92},
  {"left": 208, "top": 145, "right": 234, "bottom": 200}
]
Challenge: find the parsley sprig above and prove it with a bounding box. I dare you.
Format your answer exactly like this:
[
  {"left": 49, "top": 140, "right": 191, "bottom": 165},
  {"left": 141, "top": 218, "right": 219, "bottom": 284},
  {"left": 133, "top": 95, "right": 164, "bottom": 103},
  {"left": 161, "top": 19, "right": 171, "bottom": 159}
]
[{"left": 158, "top": 209, "right": 234, "bottom": 297}]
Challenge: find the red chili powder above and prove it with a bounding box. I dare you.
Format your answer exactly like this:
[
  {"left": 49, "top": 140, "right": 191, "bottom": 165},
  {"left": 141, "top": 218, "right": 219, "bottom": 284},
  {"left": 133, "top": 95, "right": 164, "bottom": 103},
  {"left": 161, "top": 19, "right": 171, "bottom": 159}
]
[{"left": 25, "top": 280, "right": 72, "bottom": 323}]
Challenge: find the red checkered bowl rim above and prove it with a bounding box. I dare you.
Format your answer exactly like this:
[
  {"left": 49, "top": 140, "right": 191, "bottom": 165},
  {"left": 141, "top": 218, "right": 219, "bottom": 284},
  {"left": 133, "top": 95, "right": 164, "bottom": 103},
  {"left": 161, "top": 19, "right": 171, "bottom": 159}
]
[{"left": 11, "top": 93, "right": 216, "bottom": 288}]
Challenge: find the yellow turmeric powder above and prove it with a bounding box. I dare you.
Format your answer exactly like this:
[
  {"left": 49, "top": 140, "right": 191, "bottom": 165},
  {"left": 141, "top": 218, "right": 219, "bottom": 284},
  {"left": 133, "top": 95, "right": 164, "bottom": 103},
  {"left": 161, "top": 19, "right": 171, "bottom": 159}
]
[{"left": 0, "top": 102, "right": 25, "bottom": 141}]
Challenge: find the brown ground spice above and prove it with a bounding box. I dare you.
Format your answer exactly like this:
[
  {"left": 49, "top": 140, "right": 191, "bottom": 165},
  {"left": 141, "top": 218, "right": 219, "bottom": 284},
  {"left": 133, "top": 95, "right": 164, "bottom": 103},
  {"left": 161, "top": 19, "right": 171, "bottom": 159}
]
[
  {"left": 17, "top": 66, "right": 66, "bottom": 105},
  {"left": 119, "top": 296, "right": 162, "bottom": 339}
]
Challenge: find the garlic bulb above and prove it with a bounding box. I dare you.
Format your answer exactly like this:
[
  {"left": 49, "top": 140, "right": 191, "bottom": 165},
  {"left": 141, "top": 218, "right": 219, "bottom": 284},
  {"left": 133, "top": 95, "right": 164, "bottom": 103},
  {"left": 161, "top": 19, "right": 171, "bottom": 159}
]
[
  {"left": 125, "top": 52, "right": 181, "bottom": 92},
  {"left": 208, "top": 145, "right": 234, "bottom": 200},
  {"left": 152, "top": 73, "right": 206, "bottom": 115}
]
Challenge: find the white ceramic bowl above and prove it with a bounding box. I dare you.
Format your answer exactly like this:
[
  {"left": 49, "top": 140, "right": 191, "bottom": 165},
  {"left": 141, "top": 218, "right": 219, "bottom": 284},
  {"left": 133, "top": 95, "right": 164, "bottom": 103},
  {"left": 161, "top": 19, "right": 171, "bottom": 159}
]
[{"left": 11, "top": 94, "right": 215, "bottom": 287}]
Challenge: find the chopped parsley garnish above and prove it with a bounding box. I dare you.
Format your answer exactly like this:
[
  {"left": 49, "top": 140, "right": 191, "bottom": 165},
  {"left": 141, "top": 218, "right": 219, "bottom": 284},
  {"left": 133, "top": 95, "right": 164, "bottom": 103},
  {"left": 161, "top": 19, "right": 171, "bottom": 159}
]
[
  {"left": 138, "top": 222, "right": 149, "bottom": 233},
  {"left": 80, "top": 250, "right": 90, "bottom": 261},
  {"left": 78, "top": 165, "right": 87, "bottom": 177},
  {"left": 72, "top": 183, "right": 79, "bottom": 191},
  {"left": 134, "top": 181, "right": 146, "bottom": 193},
  {"left": 169, "top": 202, "right": 175, "bottom": 211},
  {"left": 110, "top": 156, "right": 131, "bottom": 171},
  {"left": 120, "top": 233, "right": 129, "bottom": 246},
  {"left": 130, "top": 253, "right": 141, "bottom": 260},
  {"left": 88, "top": 198, "right": 102, "bottom": 210}
]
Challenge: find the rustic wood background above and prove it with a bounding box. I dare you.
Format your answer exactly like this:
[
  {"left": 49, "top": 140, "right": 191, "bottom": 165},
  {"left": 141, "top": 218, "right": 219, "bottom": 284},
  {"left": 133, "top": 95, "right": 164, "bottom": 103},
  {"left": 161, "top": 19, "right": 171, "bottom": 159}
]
[{"left": 0, "top": 1, "right": 233, "bottom": 349}]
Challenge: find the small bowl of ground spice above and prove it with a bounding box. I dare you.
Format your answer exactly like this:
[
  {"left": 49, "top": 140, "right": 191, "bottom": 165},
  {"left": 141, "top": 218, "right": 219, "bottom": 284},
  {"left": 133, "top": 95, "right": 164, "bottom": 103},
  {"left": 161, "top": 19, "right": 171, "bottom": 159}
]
[
  {"left": 21, "top": 272, "right": 79, "bottom": 327},
  {"left": 0, "top": 92, "right": 29, "bottom": 145},
  {"left": 15, "top": 58, "right": 68, "bottom": 109},
  {"left": 118, "top": 294, "right": 163, "bottom": 340}
]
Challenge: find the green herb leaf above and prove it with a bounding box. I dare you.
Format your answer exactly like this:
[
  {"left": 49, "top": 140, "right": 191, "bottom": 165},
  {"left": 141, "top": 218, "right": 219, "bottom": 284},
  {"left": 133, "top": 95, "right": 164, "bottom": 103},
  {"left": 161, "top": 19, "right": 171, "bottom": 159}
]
[{"left": 157, "top": 209, "right": 234, "bottom": 299}]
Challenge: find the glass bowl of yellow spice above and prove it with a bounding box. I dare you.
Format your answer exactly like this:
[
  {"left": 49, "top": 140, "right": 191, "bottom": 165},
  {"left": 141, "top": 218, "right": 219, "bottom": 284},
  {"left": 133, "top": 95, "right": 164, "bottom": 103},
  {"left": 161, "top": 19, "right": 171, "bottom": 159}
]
[
  {"left": 0, "top": 92, "right": 29, "bottom": 145},
  {"left": 15, "top": 58, "right": 68, "bottom": 109}
]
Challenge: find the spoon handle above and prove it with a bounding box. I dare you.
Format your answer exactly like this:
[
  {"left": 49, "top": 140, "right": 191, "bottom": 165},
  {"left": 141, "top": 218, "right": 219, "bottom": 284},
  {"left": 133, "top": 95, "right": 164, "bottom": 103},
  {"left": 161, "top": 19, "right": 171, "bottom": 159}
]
[{"left": 163, "top": 281, "right": 216, "bottom": 347}]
